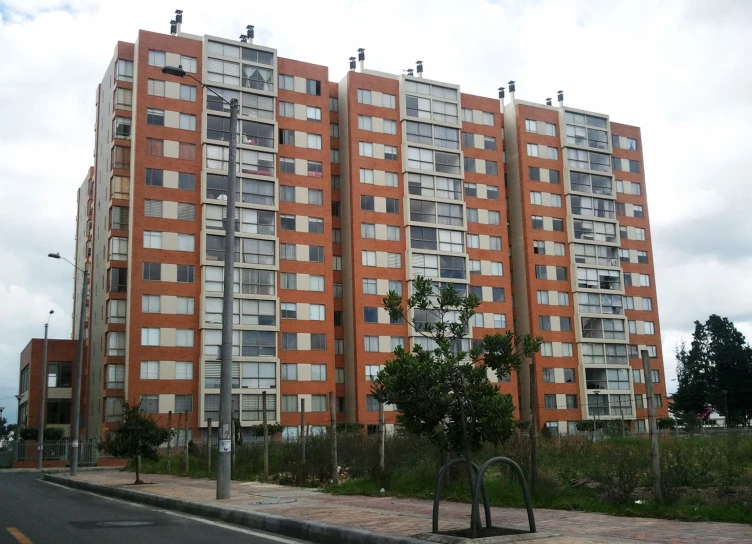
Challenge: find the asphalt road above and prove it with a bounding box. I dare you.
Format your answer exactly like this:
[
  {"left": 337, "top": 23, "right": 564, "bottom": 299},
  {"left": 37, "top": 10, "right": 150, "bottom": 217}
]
[{"left": 0, "top": 472, "right": 309, "bottom": 544}]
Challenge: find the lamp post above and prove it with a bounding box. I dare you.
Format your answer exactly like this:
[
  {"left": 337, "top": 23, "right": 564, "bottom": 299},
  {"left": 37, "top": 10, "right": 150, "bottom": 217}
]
[
  {"left": 15, "top": 394, "right": 22, "bottom": 441},
  {"left": 721, "top": 389, "right": 729, "bottom": 432},
  {"left": 48, "top": 252, "right": 87, "bottom": 475},
  {"left": 162, "top": 65, "right": 238, "bottom": 499},
  {"left": 37, "top": 310, "right": 54, "bottom": 469}
]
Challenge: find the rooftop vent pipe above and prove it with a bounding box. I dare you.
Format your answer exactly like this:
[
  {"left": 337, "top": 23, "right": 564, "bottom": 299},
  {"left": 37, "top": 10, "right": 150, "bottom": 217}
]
[
  {"left": 508, "top": 80, "right": 516, "bottom": 101},
  {"left": 240, "top": 35, "right": 248, "bottom": 43},
  {"left": 557, "top": 90, "right": 564, "bottom": 106},
  {"left": 175, "top": 9, "right": 183, "bottom": 35},
  {"left": 170, "top": 19, "right": 177, "bottom": 36},
  {"left": 247, "top": 25, "right": 254, "bottom": 44},
  {"left": 358, "top": 48, "right": 365, "bottom": 72},
  {"left": 407, "top": 69, "right": 414, "bottom": 76},
  {"left": 498, "top": 87, "right": 505, "bottom": 110},
  {"left": 546, "top": 98, "right": 552, "bottom": 106},
  {"left": 416, "top": 60, "right": 423, "bottom": 78},
  {"left": 349, "top": 57, "right": 356, "bottom": 70}
]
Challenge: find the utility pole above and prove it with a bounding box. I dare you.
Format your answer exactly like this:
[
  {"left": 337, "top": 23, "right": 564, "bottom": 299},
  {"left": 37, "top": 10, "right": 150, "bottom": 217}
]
[
  {"left": 48, "top": 253, "right": 87, "bottom": 475},
  {"left": 329, "top": 392, "right": 338, "bottom": 485},
  {"left": 642, "top": 349, "right": 662, "bottom": 500},
  {"left": 528, "top": 362, "right": 538, "bottom": 492},
  {"left": 262, "top": 390, "right": 268, "bottom": 480},
  {"left": 300, "top": 398, "right": 306, "bottom": 484},
  {"left": 217, "top": 97, "right": 239, "bottom": 499},
  {"left": 593, "top": 391, "right": 600, "bottom": 440},
  {"left": 166, "top": 411, "right": 172, "bottom": 472},
  {"left": 721, "top": 390, "right": 729, "bottom": 432},
  {"left": 71, "top": 267, "right": 87, "bottom": 475},
  {"left": 207, "top": 417, "right": 212, "bottom": 474},
  {"left": 378, "top": 401, "right": 385, "bottom": 473},
  {"left": 37, "top": 310, "right": 54, "bottom": 470}
]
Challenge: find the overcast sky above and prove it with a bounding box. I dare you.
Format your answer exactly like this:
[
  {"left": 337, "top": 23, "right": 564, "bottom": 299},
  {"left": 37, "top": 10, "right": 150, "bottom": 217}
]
[{"left": 1, "top": 0, "right": 751, "bottom": 423}]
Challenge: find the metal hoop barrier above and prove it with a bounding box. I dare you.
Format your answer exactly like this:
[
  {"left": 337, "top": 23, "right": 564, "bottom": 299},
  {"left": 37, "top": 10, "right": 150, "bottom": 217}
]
[
  {"left": 432, "top": 458, "right": 491, "bottom": 533},
  {"left": 470, "top": 456, "right": 536, "bottom": 538}
]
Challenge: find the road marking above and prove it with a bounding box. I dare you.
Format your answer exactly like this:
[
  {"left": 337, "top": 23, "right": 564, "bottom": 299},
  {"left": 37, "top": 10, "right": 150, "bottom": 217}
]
[
  {"left": 7, "top": 527, "right": 34, "bottom": 544},
  {"left": 38, "top": 479, "right": 307, "bottom": 543}
]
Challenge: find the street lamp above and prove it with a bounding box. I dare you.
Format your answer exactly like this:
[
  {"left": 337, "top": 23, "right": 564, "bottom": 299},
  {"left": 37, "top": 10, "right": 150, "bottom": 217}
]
[
  {"left": 162, "top": 65, "right": 238, "bottom": 500},
  {"left": 37, "top": 310, "right": 54, "bottom": 469},
  {"left": 721, "top": 389, "right": 729, "bottom": 432},
  {"left": 15, "top": 394, "right": 22, "bottom": 441},
  {"left": 48, "top": 252, "right": 87, "bottom": 475}
]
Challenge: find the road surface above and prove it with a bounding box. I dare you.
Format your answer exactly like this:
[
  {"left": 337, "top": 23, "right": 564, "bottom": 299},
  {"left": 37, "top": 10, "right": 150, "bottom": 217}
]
[{"left": 0, "top": 472, "right": 309, "bottom": 544}]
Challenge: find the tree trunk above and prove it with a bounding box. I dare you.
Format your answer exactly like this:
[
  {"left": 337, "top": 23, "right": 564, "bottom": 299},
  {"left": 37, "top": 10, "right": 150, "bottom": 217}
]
[
  {"left": 458, "top": 400, "right": 481, "bottom": 531},
  {"left": 135, "top": 454, "right": 142, "bottom": 484}
]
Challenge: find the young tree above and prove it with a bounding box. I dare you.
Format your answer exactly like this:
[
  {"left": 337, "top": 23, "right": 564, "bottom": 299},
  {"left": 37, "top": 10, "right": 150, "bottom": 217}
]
[
  {"left": 372, "top": 277, "right": 541, "bottom": 501},
  {"left": 0, "top": 416, "right": 16, "bottom": 443},
  {"left": 100, "top": 402, "right": 170, "bottom": 484}
]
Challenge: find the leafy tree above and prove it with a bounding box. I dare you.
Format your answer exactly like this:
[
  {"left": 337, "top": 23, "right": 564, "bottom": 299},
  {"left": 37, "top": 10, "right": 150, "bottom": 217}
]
[
  {"left": 0, "top": 416, "right": 16, "bottom": 442},
  {"left": 372, "top": 277, "right": 541, "bottom": 504},
  {"left": 672, "top": 316, "right": 752, "bottom": 425},
  {"left": 100, "top": 402, "right": 170, "bottom": 484},
  {"left": 19, "top": 427, "right": 64, "bottom": 441}
]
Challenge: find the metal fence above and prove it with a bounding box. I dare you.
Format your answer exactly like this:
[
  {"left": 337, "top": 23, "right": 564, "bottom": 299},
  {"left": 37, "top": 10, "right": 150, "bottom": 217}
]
[{"left": 14, "top": 439, "right": 114, "bottom": 466}]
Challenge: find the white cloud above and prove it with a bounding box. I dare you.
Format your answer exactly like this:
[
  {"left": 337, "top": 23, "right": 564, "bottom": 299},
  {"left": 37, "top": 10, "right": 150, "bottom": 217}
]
[{"left": 1, "top": 0, "right": 751, "bottom": 421}]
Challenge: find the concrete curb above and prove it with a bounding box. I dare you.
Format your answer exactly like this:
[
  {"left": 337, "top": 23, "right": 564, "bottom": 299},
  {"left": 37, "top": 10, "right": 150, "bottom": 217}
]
[
  {"left": 2, "top": 466, "right": 124, "bottom": 474},
  {"left": 44, "top": 474, "right": 429, "bottom": 544}
]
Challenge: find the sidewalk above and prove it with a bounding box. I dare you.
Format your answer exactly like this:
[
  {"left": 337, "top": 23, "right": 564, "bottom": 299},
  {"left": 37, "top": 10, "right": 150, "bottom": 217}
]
[{"left": 47, "top": 471, "right": 752, "bottom": 544}]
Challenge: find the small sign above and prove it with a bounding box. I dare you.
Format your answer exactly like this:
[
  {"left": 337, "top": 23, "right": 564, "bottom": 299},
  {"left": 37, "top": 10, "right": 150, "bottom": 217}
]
[
  {"left": 72, "top": 440, "right": 79, "bottom": 448},
  {"left": 219, "top": 440, "right": 232, "bottom": 453}
]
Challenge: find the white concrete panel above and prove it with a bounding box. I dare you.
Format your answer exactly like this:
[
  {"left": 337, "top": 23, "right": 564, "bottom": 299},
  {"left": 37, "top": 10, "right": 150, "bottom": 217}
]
[
  {"left": 296, "top": 216, "right": 309, "bottom": 233},
  {"left": 378, "top": 307, "right": 390, "bottom": 324},
  {"left": 378, "top": 336, "right": 391, "bottom": 353},
  {"left": 375, "top": 223, "right": 387, "bottom": 240},
  {"left": 473, "top": 134, "right": 484, "bottom": 149},
  {"left": 162, "top": 264, "right": 178, "bottom": 282},
  {"left": 373, "top": 170, "right": 386, "bottom": 186},
  {"left": 295, "top": 158, "right": 308, "bottom": 176},
  {"left": 298, "top": 363, "right": 312, "bottom": 381},
  {"left": 163, "top": 170, "right": 179, "bottom": 189},
  {"left": 293, "top": 76, "right": 307, "bottom": 94},
  {"left": 476, "top": 184, "right": 487, "bottom": 199},
  {"left": 298, "top": 333, "right": 311, "bottom": 351},
  {"left": 159, "top": 394, "right": 175, "bottom": 414},
  {"left": 550, "top": 318, "right": 561, "bottom": 332},
  {"left": 298, "top": 274, "right": 309, "bottom": 291},
  {"left": 162, "top": 232, "right": 178, "bottom": 251},
  {"left": 542, "top": 193, "right": 551, "bottom": 207},
  {"left": 295, "top": 186, "right": 307, "bottom": 204},
  {"left": 374, "top": 197, "right": 386, "bottom": 213},
  {"left": 480, "top": 260, "right": 491, "bottom": 275},
  {"left": 547, "top": 265, "right": 558, "bottom": 279},
  {"left": 166, "top": 52, "right": 181, "bottom": 67},
  {"left": 476, "top": 159, "right": 486, "bottom": 174},
  {"left": 160, "top": 360, "right": 176, "bottom": 380},
  {"left": 164, "top": 140, "right": 180, "bottom": 158},
  {"left": 540, "top": 168, "right": 550, "bottom": 183},
  {"left": 472, "top": 110, "right": 483, "bottom": 125},
  {"left": 164, "top": 110, "right": 180, "bottom": 129},
  {"left": 373, "top": 143, "right": 385, "bottom": 159},
  {"left": 297, "top": 303, "right": 310, "bottom": 321},
  {"left": 478, "top": 209, "right": 488, "bottom": 224},
  {"left": 543, "top": 217, "right": 553, "bottom": 231},
  {"left": 544, "top": 241, "right": 556, "bottom": 255},
  {"left": 377, "top": 279, "right": 390, "bottom": 295},
  {"left": 376, "top": 252, "right": 388, "bottom": 268},
  {"left": 479, "top": 235, "right": 490, "bottom": 250},
  {"left": 165, "top": 81, "right": 180, "bottom": 100},
  {"left": 294, "top": 103, "right": 307, "bottom": 121},
  {"left": 553, "top": 368, "right": 565, "bottom": 383},
  {"left": 372, "top": 91, "right": 384, "bottom": 106},
  {"left": 372, "top": 117, "right": 384, "bottom": 133},
  {"left": 161, "top": 295, "right": 177, "bottom": 314},
  {"left": 161, "top": 328, "right": 176, "bottom": 347},
  {"left": 296, "top": 244, "right": 308, "bottom": 262},
  {"left": 294, "top": 131, "right": 307, "bottom": 148},
  {"left": 481, "top": 286, "right": 493, "bottom": 301}
]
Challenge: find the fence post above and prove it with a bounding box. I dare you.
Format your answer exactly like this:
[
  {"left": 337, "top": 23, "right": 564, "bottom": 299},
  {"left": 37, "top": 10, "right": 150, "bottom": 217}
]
[
  {"left": 329, "top": 392, "right": 338, "bottom": 484},
  {"left": 262, "top": 390, "right": 269, "bottom": 480},
  {"left": 300, "top": 398, "right": 306, "bottom": 484},
  {"left": 207, "top": 417, "right": 212, "bottom": 474},
  {"left": 642, "top": 349, "right": 662, "bottom": 500},
  {"left": 231, "top": 418, "right": 236, "bottom": 477},
  {"left": 379, "top": 401, "right": 385, "bottom": 472},
  {"left": 167, "top": 410, "right": 172, "bottom": 472},
  {"left": 184, "top": 410, "right": 190, "bottom": 473}
]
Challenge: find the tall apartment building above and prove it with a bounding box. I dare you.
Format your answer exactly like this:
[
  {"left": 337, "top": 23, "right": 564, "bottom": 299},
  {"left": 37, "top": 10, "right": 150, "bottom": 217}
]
[
  {"left": 57, "top": 19, "right": 666, "bottom": 442},
  {"left": 505, "top": 94, "right": 667, "bottom": 435}
]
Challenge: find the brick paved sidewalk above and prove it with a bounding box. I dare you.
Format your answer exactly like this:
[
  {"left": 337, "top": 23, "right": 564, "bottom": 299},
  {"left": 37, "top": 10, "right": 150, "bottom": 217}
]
[{"left": 57, "top": 471, "right": 752, "bottom": 543}]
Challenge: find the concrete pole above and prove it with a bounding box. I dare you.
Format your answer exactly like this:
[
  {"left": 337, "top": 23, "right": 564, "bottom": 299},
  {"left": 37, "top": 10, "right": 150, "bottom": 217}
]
[
  {"left": 217, "top": 98, "right": 239, "bottom": 500},
  {"left": 378, "top": 402, "right": 385, "bottom": 472},
  {"left": 300, "top": 398, "right": 306, "bottom": 483},
  {"left": 184, "top": 410, "right": 189, "bottom": 473},
  {"left": 329, "top": 392, "right": 338, "bottom": 484},
  {"left": 231, "top": 418, "right": 236, "bottom": 477},
  {"left": 642, "top": 349, "right": 662, "bottom": 500},
  {"left": 70, "top": 268, "right": 87, "bottom": 476},
  {"left": 262, "top": 390, "right": 268, "bottom": 480},
  {"left": 166, "top": 411, "right": 172, "bottom": 472},
  {"left": 207, "top": 417, "right": 212, "bottom": 474},
  {"left": 37, "top": 315, "right": 52, "bottom": 470},
  {"left": 528, "top": 362, "right": 538, "bottom": 492}
]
